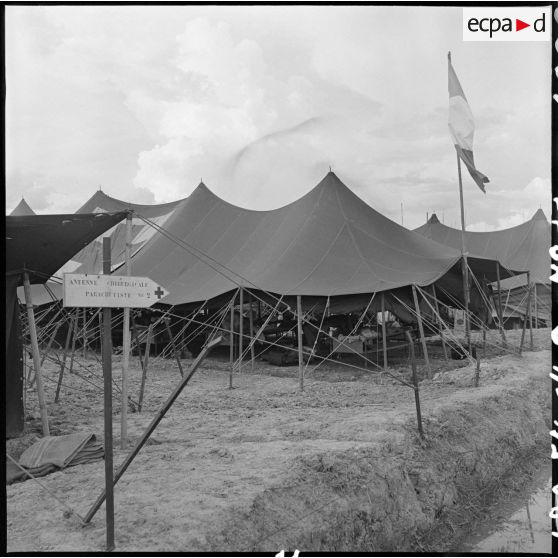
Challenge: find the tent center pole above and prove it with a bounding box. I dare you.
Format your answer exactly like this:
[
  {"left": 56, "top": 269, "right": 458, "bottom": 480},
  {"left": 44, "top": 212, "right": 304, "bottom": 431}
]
[
  {"left": 528, "top": 272, "right": 533, "bottom": 350},
  {"left": 495, "top": 263, "right": 507, "bottom": 347},
  {"left": 248, "top": 291, "right": 255, "bottom": 371},
  {"left": 381, "top": 292, "right": 388, "bottom": 370},
  {"left": 238, "top": 287, "right": 244, "bottom": 374}
]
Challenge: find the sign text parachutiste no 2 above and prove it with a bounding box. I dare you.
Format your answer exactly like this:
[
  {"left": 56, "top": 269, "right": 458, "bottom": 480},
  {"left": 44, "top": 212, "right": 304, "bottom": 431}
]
[{"left": 63, "top": 273, "right": 169, "bottom": 308}]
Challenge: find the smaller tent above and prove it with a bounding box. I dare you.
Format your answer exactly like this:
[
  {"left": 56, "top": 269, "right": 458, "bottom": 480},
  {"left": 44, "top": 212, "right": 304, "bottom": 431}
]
[
  {"left": 414, "top": 210, "right": 550, "bottom": 322},
  {"left": 6, "top": 212, "right": 127, "bottom": 437},
  {"left": 9, "top": 198, "right": 36, "bottom": 216}
]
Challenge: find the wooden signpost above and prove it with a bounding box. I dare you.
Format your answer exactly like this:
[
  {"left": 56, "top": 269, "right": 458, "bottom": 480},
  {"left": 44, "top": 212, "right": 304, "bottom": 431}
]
[{"left": 62, "top": 242, "right": 169, "bottom": 551}]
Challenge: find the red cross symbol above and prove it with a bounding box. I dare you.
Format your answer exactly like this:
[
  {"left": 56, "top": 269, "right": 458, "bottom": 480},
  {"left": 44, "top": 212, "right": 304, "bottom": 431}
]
[{"left": 154, "top": 286, "right": 165, "bottom": 299}]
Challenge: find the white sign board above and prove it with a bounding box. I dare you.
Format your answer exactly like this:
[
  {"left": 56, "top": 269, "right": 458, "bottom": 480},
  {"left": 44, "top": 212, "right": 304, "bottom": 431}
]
[{"left": 63, "top": 274, "right": 169, "bottom": 308}]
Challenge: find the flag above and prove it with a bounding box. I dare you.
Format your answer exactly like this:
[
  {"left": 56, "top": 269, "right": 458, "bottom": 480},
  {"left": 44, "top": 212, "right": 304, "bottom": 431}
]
[{"left": 448, "top": 52, "right": 489, "bottom": 193}]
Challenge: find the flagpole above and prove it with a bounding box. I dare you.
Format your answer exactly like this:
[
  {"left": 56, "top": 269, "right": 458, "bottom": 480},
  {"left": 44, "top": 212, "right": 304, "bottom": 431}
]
[{"left": 456, "top": 150, "right": 471, "bottom": 353}]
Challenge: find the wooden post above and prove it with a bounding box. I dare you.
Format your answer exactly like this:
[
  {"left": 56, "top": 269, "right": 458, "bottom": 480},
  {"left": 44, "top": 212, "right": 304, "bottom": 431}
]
[
  {"left": 23, "top": 272, "right": 50, "bottom": 437},
  {"left": 518, "top": 281, "right": 532, "bottom": 356},
  {"left": 101, "top": 237, "right": 115, "bottom": 551},
  {"left": 297, "top": 295, "right": 304, "bottom": 391},
  {"left": 431, "top": 284, "right": 448, "bottom": 361},
  {"left": 405, "top": 331, "right": 424, "bottom": 439},
  {"left": 534, "top": 284, "right": 538, "bottom": 328},
  {"left": 55, "top": 312, "right": 75, "bottom": 403},
  {"left": 238, "top": 287, "right": 244, "bottom": 373},
  {"left": 412, "top": 285, "right": 431, "bottom": 379},
  {"left": 474, "top": 352, "right": 480, "bottom": 387},
  {"left": 137, "top": 323, "right": 152, "bottom": 412},
  {"left": 381, "top": 292, "right": 388, "bottom": 370},
  {"left": 461, "top": 256, "right": 471, "bottom": 354},
  {"left": 229, "top": 292, "right": 235, "bottom": 389},
  {"left": 495, "top": 263, "right": 507, "bottom": 347},
  {"left": 121, "top": 211, "right": 132, "bottom": 449},
  {"left": 248, "top": 292, "right": 255, "bottom": 371},
  {"left": 527, "top": 272, "right": 533, "bottom": 351},
  {"left": 84, "top": 336, "right": 223, "bottom": 524}
]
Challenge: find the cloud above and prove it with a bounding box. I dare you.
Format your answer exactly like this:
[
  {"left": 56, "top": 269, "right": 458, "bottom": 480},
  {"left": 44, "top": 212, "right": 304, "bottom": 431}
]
[{"left": 5, "top": 5, "right": 550, "bottom": 232}]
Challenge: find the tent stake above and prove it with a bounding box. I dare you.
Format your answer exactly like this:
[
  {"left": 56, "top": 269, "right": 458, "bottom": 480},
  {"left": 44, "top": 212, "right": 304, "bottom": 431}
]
[
  {"left": 55, "top": 312, "right": 75, "bottom": 403},
  {"left": 297, "top": 295, "right": 304, "bottom": 391},
  {"left": 84, "top": 335, "right": 223, "bottom": 524},
  {"left": 405, "top": 331, "right": 424, "bottom": 439},
  {"left": 23, "top": 271, "right": 50, "bottom": 437},
  {"left": 381, "top": 292, "right": 388, "bottom": 370},
  {"left": 101, "top": 237, "right": 115, "bottom": 551},
  {"left": 412, "top": 285, "right": 431, "bottom": 379},
  {"left": 474, "top": 351, "right": 481, "bottom": 387}
]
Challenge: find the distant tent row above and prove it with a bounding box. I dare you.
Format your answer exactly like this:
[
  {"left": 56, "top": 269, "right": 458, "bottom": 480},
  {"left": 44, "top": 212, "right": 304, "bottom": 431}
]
[{"left": 414, "top": 210, "right": 550, "bottom": 324}]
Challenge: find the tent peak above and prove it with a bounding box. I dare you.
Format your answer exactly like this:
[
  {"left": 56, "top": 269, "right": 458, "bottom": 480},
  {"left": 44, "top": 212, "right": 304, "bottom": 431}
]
[
  {"left": 427, "top": 213, "right": 440, "bottom": 224},
  {"left": 531, "top": 208, "right": 547, "bottom": 221},
  {"left": 10, "top": 198, "right": 36, "bottom": 216}
]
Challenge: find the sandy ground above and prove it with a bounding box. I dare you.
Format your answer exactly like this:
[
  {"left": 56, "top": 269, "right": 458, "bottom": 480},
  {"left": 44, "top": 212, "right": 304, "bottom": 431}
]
[{"left": 6, "top": 328, "right": 551, "bottom": 552}]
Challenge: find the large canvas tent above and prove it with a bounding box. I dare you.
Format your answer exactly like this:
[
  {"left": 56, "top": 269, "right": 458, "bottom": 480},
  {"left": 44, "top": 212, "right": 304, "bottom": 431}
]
[
  {"left": 122, "top": 172, "right": 519, "bottom": 313},
  {"left": 6, "top": 212, "right": 127, "bottom": 437},
  {"left": 414, "top": 209, "right": 550, "bottom": 322},
  {"left": 17, "top": 172, "right": 523, "bottom": 335}
]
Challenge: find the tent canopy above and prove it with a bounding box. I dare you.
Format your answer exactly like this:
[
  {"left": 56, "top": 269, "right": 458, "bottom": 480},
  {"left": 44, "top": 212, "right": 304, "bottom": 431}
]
[
  {"left": 124, "top": 172, "right": 520, "bottom": 306},
  {"left": 7, "top": 212, "right": 128, "bottom": 285},
  {"left": 414, "top": 209, "right": 549, "bottom": 287}
]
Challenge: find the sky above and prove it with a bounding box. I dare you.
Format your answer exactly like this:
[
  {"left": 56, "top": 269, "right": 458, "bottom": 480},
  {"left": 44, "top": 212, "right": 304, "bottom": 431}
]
[{"left": 5, "top": 5, "right": 552, "bottom": 231}]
